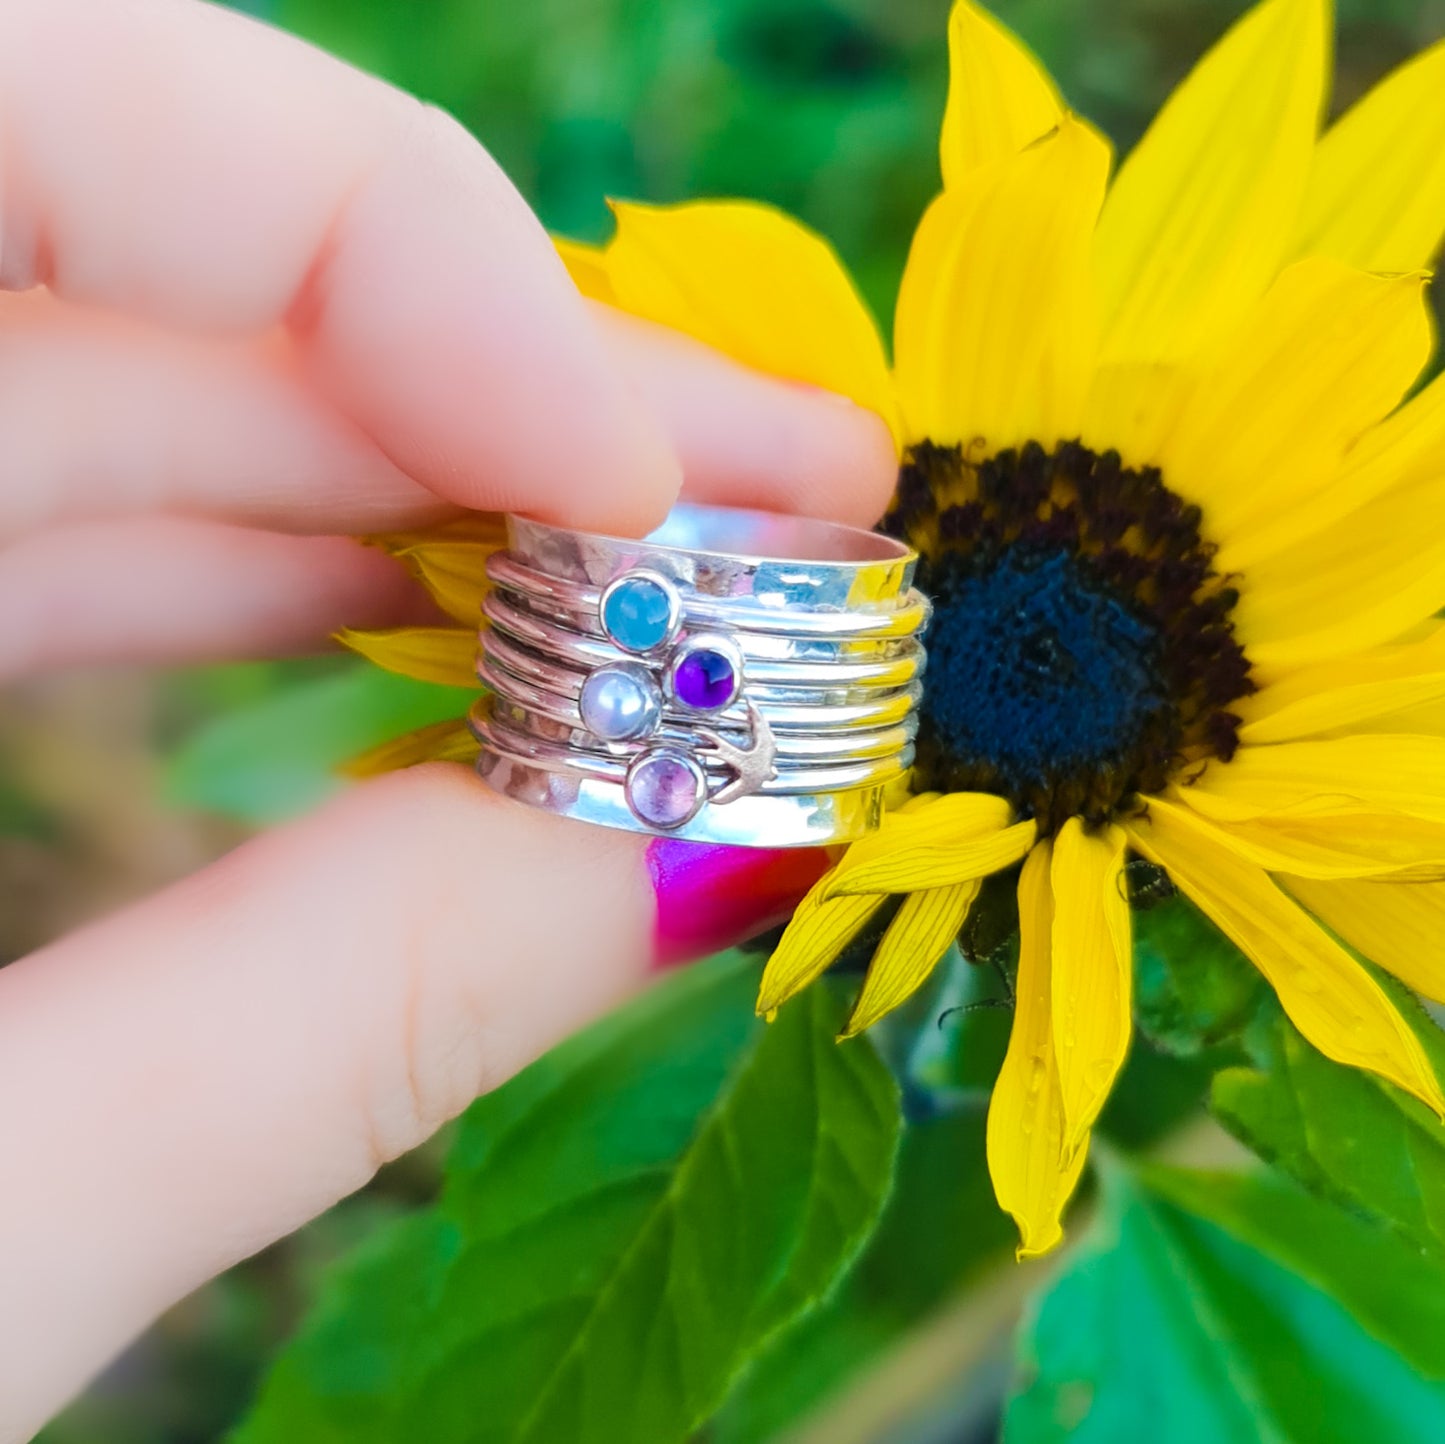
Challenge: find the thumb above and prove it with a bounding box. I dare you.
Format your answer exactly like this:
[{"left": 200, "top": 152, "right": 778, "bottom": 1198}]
[{"left": 0, "top": 765, "right": 698, "bottom": 1438}]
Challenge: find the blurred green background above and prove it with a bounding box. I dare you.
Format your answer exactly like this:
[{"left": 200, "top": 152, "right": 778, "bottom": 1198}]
[{"left": 4, "top": 0, "right": 1443, "bottom": 1439}]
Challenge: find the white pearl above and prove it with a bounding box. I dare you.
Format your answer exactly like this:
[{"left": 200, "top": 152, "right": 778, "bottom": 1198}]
[{"left": 580, "top": 664, "right": 661, "bottom": 742}]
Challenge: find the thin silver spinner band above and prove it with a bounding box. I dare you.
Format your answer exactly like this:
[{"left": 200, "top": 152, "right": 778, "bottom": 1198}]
[
  {"left": 483, "top": 589, "right": 926, "bottom": 665},
  {"left": 477, "top": 648, "right": 924, "bottom": 732},
  {"left": 481, "top": 628, "right": 923, "bottom": 712},
  {"left": 483, "top": 598, "right": 926, "bottom": 687},
  {"left": 472, "top": 502, "right": 929, "bottom": 846},
  {"left": 475, "top": 701, "right": 916, "bottom": 792},
  {"left": 486, "top": 696, "right": 919, "bottom": 766}
]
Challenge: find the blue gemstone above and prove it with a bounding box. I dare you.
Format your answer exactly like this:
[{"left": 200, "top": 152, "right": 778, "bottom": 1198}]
[{"left": 602, "top": 574, "right": 675, "bottom": 652}]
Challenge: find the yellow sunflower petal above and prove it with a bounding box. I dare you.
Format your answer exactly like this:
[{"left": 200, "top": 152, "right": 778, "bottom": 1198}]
[
  {"left": 755, "top": 877, "right": 888, "bottom": 1017},
  {"left": 1129, "top": 806, "right": 1445, "bottom": 1117},
  {"left": 604, "top": 200, "right": 898, "bottom": 436},
  {"left": 986, "top": 842, "right": 1089, "bottom": 1260},
  {"left": 336, "top": 626, "right": 478, "bottom": 688},
  {"left": 554, "top": 236, "right": 615, "bottom": 303},
  {"left": 1049, "top": 820, "right": 1132, "bottom": 1157},
  {"left": 366, "top": 514, "right": 508, "bottom": 554},
  {"left": 1354, "top": 697, "right": 1445, "bottom": 738},
  {"left": 1238, "top": 627, "right": 1445, "bottom": 744},
  {"left": 940, "top": 0, "right": 1063, "bottom": 183},
  {"left": 390, "top": 540, "right": 496, "bottom": 625},
  {"left": 1092, "top": 0, "right": 1327, "bottom": 365},
  {"left": 1293, "top": 39, "right": 1445, "bottom": 272},
  {"left": 1179, "top": 735, "right": 1445, "bottom": 827},
  {"left": 1078, "top": 360, "right": 1192, "bottom": 469},
  {"left": 1233, "top": 474, "right": 1445, "bottom": 674},
  {"left": 1231, "top": 370, "right": 1445, "bottom": 572},
  {"left": 840, "top": 882, "right": 980, "bottom": 1037},
  {"left": 894, "top": 115, "right": 1111, "bottom": 450},
  {"left": 1286, "top": 875, "right": 1445, "bottom": 1005},
  {"left": 341, "top": 718, "right": 480, "bottom": 778},
  {"left": 1349, "top": 371, "right": 1445, "bottom": 490},
  {"left": 1151, "top": 790, "right": 1445, "bottom": 881},
  {"left": 825, "top": 813, "right": 1036, "bottom": 897},
  {"left": 826, "top": 791, "right": 1014, "bottom": 881},
  {"left": 1162, "top": 261, "right": 1431, "bottom": 545}
]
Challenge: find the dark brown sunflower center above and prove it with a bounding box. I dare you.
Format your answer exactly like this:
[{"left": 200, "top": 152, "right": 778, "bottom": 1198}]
[{"left": 883, "top": 440, "right": 1253, "bottom": 834}]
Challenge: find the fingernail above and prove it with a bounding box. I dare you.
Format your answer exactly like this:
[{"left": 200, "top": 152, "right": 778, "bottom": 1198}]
[{"left": 646, "top": 837, "right": 831, "bottom": 969}]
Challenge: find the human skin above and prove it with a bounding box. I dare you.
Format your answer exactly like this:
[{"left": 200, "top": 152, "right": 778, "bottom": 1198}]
[{"left": 0, "top": 0, "right": 896, "bottom": 1436}]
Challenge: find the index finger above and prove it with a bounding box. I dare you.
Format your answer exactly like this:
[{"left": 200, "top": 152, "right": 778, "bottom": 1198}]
[{"left": 0, "top": 0, "right": 679, "bottom": 534}]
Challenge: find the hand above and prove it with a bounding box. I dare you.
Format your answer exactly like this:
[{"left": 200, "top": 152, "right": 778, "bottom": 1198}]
[{"left": 0, "top": 1, "right": 896, "bottom": 1436}]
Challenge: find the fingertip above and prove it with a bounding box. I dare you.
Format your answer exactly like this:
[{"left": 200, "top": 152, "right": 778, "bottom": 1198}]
[
  {"left": 597, "top": 308, "right": 899, "bottom": 528},
  {"left": 521, "top": 320, "right": 686, "bottom": 537},
  {"left": 768, "top": 385, "right": 900, "bottom": 528}
]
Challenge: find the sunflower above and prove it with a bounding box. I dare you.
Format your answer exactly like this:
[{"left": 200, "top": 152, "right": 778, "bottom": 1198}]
[{"left": 344, "top": 0, "right": 1445, "bottom": 1257}]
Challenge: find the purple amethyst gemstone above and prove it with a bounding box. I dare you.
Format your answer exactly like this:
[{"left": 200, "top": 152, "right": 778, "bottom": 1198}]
[
  {"left": 626, "top": 750, "right": 705, "bottom": 829},
  {"left": 673, "top": 648, "right": 738, "bottom": 711}
]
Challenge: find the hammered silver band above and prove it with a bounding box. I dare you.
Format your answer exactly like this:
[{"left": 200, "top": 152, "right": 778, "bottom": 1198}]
[{"left": 470, "top": 504, "right": 929, "bottom": 846}]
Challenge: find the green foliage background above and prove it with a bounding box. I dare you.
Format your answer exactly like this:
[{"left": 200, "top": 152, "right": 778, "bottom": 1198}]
[{"left": 11, "top": 0, "right": 1445, "bottom": 1441}]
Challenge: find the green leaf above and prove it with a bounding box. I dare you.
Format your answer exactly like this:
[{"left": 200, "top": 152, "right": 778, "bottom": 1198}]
[
  {"left": 1210, "top": 962, "right": 1445, "bottom": 1272},
  {"left": 234, "top": 954, "right": 902, "bottom": 1443},
  {"left": 1212, "top": 1011, "right": 1445, "bottom": 1269},
  {"left": 1095, "top": 1035, "right": 1218, "bottom": 1151},
  {"left": 1139, "top": 1163, "right": 1445, "bottom": 1379},
  {"left": 1131, "top": 890, "right": 1265, "bottom": 1057},
  {"left": 713, "top": 1109, "right": 1015, "bottom": 1443},
  {"left": 1006, "top": 1160, "right": 1445, "bottom": 1443},
  {"left": 166, "top": 664, "right": 474, "bottom": 823}
]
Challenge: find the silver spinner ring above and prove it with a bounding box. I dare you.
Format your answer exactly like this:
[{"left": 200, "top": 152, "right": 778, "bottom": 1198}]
[{"left": 470, "top": 503, "right": 930, "bottom": 847}]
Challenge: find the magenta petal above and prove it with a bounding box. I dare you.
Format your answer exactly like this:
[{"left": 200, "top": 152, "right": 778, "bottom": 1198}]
[{"left": 646, "top": 837, "right": 832, "bottom": 969}]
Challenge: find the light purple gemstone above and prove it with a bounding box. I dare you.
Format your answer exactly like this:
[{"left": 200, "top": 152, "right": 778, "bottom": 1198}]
[
  {"left": 626, "top": 750, "right": 704, "bottom": 829},
  {"left": 673, "top": 649, "right": 737, "bottom": 710}
]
